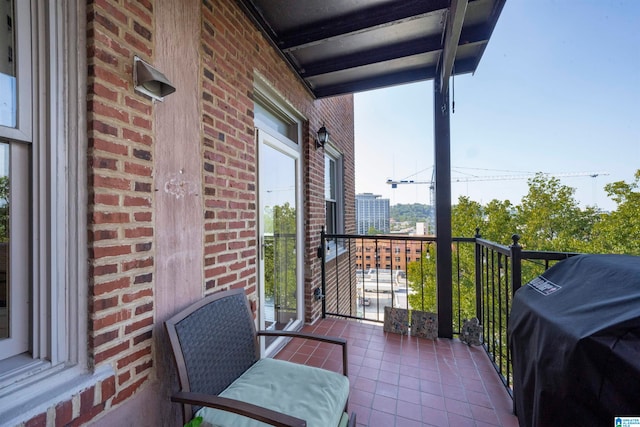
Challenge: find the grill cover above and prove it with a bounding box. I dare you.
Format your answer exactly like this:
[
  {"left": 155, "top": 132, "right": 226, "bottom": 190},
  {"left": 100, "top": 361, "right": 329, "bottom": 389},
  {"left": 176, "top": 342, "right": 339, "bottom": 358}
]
[{"left": 509, "top": 254, "right": 640, "bottom": 427}]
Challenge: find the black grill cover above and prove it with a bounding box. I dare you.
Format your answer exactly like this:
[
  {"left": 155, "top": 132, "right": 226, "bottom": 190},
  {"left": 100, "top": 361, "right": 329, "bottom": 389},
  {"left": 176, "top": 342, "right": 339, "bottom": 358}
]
[{"left": 509, "top": 254, "right": 640, "bottom": 427}]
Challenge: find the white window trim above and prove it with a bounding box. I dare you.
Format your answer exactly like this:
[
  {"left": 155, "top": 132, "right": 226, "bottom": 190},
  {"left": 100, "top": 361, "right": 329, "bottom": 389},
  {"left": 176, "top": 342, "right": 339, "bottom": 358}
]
[
  {"left": 324, "top": 144, "right": 345, "bottom": 261},
  {"left": 254, "top": 74, "right": 307, "bottom": 358},
  {"left": 1, "top": 0, "right": 32, "bottom": 142},
  {"left": 0, "top": 2, "right": 107, "bottom": 423}
]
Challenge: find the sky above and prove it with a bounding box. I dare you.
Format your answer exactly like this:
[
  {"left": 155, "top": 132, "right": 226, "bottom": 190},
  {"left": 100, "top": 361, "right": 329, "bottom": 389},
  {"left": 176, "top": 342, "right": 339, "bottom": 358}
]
[{"left": 354, "top": 0, "right": 640, "bottom": 213}]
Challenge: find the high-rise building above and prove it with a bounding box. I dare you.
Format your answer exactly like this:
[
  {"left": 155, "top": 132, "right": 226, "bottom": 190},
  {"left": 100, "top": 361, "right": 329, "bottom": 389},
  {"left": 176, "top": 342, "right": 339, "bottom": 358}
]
[{"left": 356, "top": 193, "right": 390, "bottom": 234}]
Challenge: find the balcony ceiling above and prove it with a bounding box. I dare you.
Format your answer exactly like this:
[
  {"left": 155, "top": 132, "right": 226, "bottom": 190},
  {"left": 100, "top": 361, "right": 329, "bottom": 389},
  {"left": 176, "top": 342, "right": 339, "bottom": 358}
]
[{"left": 237, "top": 0, "right": 507, "bottom": 98}]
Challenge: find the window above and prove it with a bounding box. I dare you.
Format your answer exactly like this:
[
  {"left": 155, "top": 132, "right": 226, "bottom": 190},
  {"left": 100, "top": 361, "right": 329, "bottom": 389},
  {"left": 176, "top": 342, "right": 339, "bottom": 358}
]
[
  {"left": 0, "top": 0, "right": 29, "bottom": 361},
  {"left": 324, "top": 146, "right": 344, "bottom": 258},
  {"left": 1, "top": 0, "right": 90, "bottom": 412}
]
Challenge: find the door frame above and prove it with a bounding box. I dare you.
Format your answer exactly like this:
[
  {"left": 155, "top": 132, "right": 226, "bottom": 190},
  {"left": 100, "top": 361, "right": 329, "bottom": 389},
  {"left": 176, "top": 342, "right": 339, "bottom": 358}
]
[{"left": 256, "top": 126, "right": 305, "bottom": 357}]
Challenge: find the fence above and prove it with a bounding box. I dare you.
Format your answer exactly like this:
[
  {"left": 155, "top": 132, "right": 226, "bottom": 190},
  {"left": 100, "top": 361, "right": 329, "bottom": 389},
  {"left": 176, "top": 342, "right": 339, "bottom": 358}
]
[{"left": 320, "top": 229, "right": 579, "bottom": 395}]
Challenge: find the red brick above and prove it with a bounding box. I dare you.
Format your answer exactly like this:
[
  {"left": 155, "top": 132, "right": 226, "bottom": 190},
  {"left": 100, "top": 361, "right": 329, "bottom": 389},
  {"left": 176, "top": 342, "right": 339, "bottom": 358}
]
[
  {"left": 124, "top": 161, "right": 152, "bottom": 176},
  {"left": 94, "top": 341, "right": 130, "bottom": 364},
  {"left": 92, "top": 229, "right": 118, "bottom": 241},
  {"left": 94, "top": 0, "right": 128, "bottom": 26},
  {"left": 135, "top": 359, "right": 153, "bottom": 374},
  {"left": 90, "top": 100, "right": 129, "bottom": 123},
  {"left": 93, "top": 244, "right": 132, "bottom": 258},
  {"left": 123, "top": 196, "right": 151, "bottom": 207},
  {"left": 93, "top": 308, "right": 132, "bottom": 331},
  {"left": 124, "top": 31, "right": 152, "bottom": 57},
  {"left": 91, "top": 263, "right": 119, "bottom": 277},
  {"left": 123, "top": 316, "right": 153, "bottom": 334},
  {"left": 124, "top": 96, "right": 152, "bottom": 115},
  {"left": 122, "top": 257, "right": 153, "bottom": 271},
  {"left": 93, "top": 175, "right": 131, "bottom": 191},
  {"left": 80, "top": 386, "right": 95, "bottom": 413},
  {"left": 134, "top": 212, "right": 152, "bottom": 222},
  {"left": 90, "top": 64, "right": 129, "bottom": 89},
  {"left": 124, "top": 0, "right": 152, "bottom": 26},
  {"left": 91, "top": 156, "right": 118, "bottom": 170},
  {"left": 118, "top": 370, "right": 131, "bottom": 386},
  {"left": 90, "top": 119, "right": 118, "bottom": 137},
  {"left": 94, "top": 295, "right": 120, "bottom": 312},
  {"left": 92, "top": 212, "right": 130, "bottom": 224},
  {"left": 101, "top": 376, "right": 116, "bottom": 402},
  {"left": 116, "top": 345, "right": 151, "bottom": 370},
  {"left": 112, "top": 375, "right": 148, "bottom": 405},
  {"left": 122, "top": 288, "right": 153, "bottom": 303},
  {"left": 134, "top": 302, "right": 153, "bottom": 315},
  {"left": 133, "top": 273, "right": 152, "bottom": 284},
  {"left": 123, "top": 128, "right": 152, "bottom": 145},
  {"left": 90, "top": 82, "right": 119, "bottom": 102},
  {"left": 124, "top": 227, "right": 153, "bottom": 238},
  {"left": 93, "top": 328, "right": 119, "bottom": 347},
  {"left": 25, "top": 413, "right": 47, "bottom": 427},
  {"left": 55, "top": 399, "right": 73, "bottom": 427},
  {"left": 90, "top": 10, "right": 119, "bottom": 36},
  {"left": 93, "top": 277, "right": 130, "bottom": 296}
]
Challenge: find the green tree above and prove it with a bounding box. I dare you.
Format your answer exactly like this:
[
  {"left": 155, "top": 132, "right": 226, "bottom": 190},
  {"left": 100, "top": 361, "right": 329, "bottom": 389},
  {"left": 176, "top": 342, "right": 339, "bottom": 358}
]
[
  {"left": 263, "top": 202, "right": 297, "bottom": 319},
  {"left": 515, "top": 173, "right": 598, "bottom": 252},
  {"left": 482, "top": 199, "right": 517, "bottom": 245},
  {"left": 367, "top": 226, "right": 384, "bottom": 235},
  {"left": 590, "top": 170, "right": 640, "bottom": 255}
]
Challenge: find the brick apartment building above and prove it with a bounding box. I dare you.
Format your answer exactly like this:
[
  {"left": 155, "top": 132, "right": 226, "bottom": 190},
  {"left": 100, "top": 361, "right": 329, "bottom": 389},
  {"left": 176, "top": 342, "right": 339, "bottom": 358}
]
[{"left": 356, "top": 238, "right": 431, "bottom": 273}]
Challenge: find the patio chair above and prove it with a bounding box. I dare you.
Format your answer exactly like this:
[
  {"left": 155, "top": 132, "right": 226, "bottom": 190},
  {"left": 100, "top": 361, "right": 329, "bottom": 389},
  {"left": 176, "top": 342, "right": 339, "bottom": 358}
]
[{"left": 165, "top": 288, "right": 355, "bottom": 427}]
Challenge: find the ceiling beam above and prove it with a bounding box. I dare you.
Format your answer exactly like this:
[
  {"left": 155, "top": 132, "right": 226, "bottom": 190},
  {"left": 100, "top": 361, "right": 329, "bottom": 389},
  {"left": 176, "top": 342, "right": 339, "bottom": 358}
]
[
  {"left": 279, "top": 0, "right": 449, "bottom": 52},
  {"left": 313, "top": 58, "right": 476, "bottom": 99},
  {"left": 439, "top": 0, "right": 468, "bottom": 94},
  {"left": 301, "top": 24, "right": 491, "bottom": 79}
]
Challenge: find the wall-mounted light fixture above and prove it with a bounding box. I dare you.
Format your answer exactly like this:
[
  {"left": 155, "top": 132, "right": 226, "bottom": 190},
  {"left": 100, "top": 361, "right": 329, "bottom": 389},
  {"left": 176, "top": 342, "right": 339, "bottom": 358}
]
[
  {"left": 315, "top": 123, "right": 330, "bottom": 149},
  {"left": 133, "top": 56, "right": 176, "bottom": 101}
]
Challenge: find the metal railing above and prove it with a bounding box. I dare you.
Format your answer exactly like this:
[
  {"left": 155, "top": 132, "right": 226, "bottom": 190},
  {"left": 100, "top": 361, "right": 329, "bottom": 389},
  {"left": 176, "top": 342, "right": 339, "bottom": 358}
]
[{"left": 319, "top": 229, "right": 580, "bottom": 395}]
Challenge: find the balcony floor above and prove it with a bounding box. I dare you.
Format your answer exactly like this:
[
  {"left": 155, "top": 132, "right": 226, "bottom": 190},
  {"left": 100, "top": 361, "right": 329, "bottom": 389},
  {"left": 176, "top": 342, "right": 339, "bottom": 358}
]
[{"left": 275, "top": 318, "right": 518, "bottom": 427}]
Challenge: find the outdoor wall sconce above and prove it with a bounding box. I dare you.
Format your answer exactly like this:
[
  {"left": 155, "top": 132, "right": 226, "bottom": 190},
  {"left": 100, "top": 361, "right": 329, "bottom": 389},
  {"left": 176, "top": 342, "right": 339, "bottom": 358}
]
[
  {"left": 315, "top": 123, "right": 330, "bottom": 149},
  {"left": 133, "top": 56, "right": 176, "bottom": 101}
]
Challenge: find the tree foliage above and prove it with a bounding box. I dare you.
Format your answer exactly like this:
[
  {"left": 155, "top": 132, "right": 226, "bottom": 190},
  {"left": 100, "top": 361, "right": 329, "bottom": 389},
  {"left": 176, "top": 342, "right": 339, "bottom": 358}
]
[
  {"left": 390, "top": 203, "right": 432, "bottom": 222},
  {"left": 590, "top": 170, "right": 640, "bottom": 254},
  {"left": 405, "top": 171, "right": 640, "bottom": 331}
]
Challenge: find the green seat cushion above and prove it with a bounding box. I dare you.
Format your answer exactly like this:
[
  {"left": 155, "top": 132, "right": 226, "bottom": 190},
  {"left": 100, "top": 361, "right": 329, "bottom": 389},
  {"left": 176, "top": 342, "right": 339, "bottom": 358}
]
[{"left": 196, "top": 358, "right": 349, "bottom": 427}]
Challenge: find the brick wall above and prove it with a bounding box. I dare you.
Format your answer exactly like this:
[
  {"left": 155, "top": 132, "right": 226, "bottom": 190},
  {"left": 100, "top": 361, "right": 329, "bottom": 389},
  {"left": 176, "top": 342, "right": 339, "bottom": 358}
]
[
  {"left": 86, "top": 0, "right": 156, "bottom": 409},
  {"left": 19, "top": 0, "right": 354, "bottom": 425}
]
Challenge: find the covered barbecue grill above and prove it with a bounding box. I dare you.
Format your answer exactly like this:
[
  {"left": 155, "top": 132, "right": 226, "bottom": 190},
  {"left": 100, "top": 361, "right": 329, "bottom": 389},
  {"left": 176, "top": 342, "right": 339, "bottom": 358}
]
[{"left": 509, "top": 254, "right": 640, "bottom": 427}]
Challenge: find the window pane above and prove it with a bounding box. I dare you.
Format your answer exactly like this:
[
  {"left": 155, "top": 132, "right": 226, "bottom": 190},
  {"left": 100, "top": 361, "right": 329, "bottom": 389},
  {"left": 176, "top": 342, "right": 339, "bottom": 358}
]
[
  {"left": 325, "top": 201, "right": 336, "bottom": 234},
  {"left": 324, "top": 156, "right": 335, "bottom": 200},
  {"left": 0, "top": 143, "right": 8, "bottom": 339},
  {"left": 0, "top": 0, "right": 17, "bottom": 128}
]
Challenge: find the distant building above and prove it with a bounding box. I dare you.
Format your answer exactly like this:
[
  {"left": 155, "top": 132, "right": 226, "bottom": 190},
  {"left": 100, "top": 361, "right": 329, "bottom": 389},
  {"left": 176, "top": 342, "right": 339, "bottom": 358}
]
[
  {"left": 355, "top": 238, "right": 429, "bottom": 272},
  {"left": 356, "top": 193, "right": 390, "bottom": 234}
]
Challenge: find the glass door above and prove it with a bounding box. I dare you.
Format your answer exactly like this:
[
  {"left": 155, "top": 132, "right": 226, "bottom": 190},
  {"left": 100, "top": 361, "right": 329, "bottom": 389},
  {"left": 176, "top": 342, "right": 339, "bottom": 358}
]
[{"left": 258, "top": 130, "right": 301, "bottom": 354}]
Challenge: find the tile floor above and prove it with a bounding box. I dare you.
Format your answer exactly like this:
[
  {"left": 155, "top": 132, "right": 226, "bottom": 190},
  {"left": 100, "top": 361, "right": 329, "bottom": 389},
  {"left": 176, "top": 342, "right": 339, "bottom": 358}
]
[{"left": 275, "top": 317, "right": 519, "bottom": 427}]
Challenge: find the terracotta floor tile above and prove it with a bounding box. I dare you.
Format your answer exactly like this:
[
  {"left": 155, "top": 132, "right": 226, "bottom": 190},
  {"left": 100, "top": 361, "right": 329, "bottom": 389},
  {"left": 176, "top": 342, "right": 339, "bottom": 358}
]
[
  {"left": 375, "top": 381, "right": 399, "bottom": 399},
  {"left": 396, "top": 399, "right": 422, "bottom": 421},
  {"left": 367, "top": 409, "right": 395, "bottom": 427},
  {"left": 372, "top": 393, "right": 397, "bottom": 414},
  {"left": 274, "top": 318, "right": 518, "bottom": 427}
]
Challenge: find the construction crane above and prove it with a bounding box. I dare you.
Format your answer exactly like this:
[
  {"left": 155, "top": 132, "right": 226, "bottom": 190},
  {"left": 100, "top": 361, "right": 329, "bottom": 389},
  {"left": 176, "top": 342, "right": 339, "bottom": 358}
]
[
  {"left": 386, "top": 171, "right": 610, "bottom": 188},
  {"left": 386, "top": 171, "right": 610, "bottom": 228}
]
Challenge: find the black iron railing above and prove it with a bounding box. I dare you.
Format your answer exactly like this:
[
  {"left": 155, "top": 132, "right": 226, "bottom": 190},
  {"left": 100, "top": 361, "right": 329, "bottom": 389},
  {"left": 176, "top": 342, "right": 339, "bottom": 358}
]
[{"left": 319, "top": 229, "right": 580, "bottom": 395}]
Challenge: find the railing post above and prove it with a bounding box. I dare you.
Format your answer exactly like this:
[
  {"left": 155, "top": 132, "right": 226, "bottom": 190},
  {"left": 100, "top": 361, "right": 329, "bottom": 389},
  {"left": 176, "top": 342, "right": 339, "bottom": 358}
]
[
  {"left": 510, "top": 234, "right": 522, "bottom": 296},
  {"left": 318, "top": 227, "right": 326, "bottom": 318},
  {"left": 474, "top": 227, "right": 482, "bottom": 320}
]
